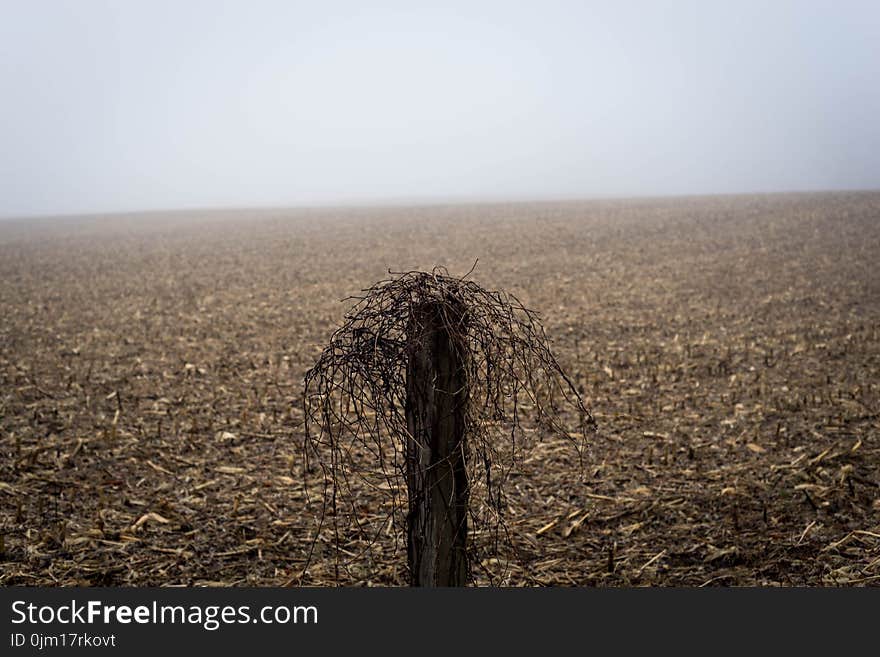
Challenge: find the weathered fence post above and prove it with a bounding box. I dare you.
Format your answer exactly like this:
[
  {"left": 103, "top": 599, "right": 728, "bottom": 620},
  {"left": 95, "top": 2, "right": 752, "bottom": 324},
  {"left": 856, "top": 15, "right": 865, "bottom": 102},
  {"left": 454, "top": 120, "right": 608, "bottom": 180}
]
[
  {"left": 404, "top": 299, "right": 468, "bottom": 586},
  {"left": 303, "top": 268, "right": 595, "bottom": 586}
]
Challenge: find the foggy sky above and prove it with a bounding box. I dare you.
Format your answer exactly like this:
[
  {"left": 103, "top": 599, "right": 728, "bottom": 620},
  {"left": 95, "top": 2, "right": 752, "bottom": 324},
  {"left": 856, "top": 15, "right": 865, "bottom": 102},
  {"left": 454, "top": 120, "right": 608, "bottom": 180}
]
[{"left": 2, "top": 1, "right": 879, "bottom": 218}]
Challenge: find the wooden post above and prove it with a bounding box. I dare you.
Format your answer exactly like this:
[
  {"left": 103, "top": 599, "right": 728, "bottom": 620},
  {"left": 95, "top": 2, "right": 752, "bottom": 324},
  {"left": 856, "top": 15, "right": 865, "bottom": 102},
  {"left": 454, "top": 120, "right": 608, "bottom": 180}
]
[{"left": 404, "top": 299, "right": 468, "bottom": 586}]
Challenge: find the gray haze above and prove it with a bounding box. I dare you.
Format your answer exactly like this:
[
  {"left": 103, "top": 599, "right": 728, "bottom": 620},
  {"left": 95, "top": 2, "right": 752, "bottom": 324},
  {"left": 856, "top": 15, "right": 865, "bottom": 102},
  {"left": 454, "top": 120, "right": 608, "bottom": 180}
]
[{"left": 2, "top": 0, "right": 879, "bottom": 217}]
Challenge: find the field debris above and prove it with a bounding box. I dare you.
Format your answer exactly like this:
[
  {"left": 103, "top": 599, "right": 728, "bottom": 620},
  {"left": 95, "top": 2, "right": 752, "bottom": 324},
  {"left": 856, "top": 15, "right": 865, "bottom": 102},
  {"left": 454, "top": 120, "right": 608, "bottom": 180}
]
[{"left": 1, "top": 192, "right": 878, "bottom": 586}]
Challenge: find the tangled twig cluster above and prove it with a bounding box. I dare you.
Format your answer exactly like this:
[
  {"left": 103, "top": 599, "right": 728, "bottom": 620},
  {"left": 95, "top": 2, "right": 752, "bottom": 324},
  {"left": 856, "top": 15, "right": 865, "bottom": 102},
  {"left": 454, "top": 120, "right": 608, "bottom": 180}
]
[{"left": 302, "top": 266, "right": 596, "bottom": 583}]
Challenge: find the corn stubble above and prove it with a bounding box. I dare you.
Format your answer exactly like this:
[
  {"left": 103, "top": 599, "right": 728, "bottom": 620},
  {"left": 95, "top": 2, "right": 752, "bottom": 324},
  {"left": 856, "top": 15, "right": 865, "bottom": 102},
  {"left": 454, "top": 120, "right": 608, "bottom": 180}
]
[{"left": 0, "top": 192, "right": 878, "bottom": 586}]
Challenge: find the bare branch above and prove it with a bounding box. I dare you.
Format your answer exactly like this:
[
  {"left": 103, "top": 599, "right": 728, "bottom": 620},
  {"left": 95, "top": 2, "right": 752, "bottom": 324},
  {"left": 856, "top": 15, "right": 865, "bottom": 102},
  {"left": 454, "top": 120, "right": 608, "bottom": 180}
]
[{"left": 302, "top": 267, "right": 596, "bottom": 583}]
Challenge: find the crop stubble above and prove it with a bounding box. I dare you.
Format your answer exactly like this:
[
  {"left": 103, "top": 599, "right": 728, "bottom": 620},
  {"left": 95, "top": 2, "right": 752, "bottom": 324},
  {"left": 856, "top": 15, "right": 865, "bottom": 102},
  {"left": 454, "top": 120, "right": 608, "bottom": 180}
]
[{"left": 1, "top": 192, "right": 878, "bottom": 585}]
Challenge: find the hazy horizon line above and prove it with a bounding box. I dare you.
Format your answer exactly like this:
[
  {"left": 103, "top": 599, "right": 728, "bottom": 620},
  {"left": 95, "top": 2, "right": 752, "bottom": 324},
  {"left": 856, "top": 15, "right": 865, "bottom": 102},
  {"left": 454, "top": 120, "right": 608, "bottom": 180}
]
[{"left": 2, "top": 185, "right": 878, "bottom": 223}]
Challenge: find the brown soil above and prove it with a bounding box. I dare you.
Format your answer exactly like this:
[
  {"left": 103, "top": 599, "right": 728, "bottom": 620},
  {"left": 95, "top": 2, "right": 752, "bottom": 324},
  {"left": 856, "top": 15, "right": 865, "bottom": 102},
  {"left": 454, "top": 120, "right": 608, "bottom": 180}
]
[{"left": 1, "top": 191, "right": 878, "bottom": 586}]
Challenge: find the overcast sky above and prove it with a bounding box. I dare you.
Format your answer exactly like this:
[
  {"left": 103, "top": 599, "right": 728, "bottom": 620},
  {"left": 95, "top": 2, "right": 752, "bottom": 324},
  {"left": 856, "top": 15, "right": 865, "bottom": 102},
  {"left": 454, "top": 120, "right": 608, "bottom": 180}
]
[{"left": 1, "top": 1, "right": 879, "bottom": 217}]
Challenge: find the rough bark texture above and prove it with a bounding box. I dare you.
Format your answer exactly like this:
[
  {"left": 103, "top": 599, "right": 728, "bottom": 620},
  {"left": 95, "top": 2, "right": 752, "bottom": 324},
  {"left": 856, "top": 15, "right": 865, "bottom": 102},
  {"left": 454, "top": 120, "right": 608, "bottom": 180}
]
[{"left": 405, "top": 301, "right": 469, "bottom": 586}]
